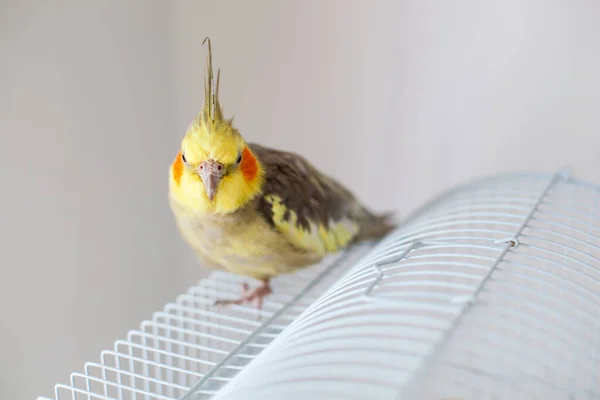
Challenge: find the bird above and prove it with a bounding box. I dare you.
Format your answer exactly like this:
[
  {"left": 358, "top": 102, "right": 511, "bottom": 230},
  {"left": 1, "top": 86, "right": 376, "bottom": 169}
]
[{"left": 168, "top": 38, "right": 395, "bottom": 310}]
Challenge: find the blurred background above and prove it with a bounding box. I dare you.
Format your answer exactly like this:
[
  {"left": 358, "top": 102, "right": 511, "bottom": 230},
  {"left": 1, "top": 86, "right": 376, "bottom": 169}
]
[{"left": 1, "top": 0, "right": 599, "bottom": 398}]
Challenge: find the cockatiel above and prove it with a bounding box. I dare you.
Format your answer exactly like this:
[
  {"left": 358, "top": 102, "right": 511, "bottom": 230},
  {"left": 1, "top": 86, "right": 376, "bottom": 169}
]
[{"left": 169, "top": 38, "right": 394, "bottom": 308}]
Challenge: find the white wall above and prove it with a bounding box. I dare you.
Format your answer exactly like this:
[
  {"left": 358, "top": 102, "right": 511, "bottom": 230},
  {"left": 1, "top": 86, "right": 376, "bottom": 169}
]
[
  {"left": 0, "top": 1, "right": 189, "bottom": 399},
  {"left": 2, "top": 1, "right": 600, "bottom": 399}
]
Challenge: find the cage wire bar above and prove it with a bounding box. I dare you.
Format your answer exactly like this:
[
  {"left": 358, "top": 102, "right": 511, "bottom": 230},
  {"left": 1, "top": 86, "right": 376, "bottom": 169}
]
[
  {"left": 37, "top": 243, "right": 373, "bottom": 400},
  {"left": 40, "top": 168, "right": 600, "bottom": 400},
  {"left": 201, "top": 168, "right": 600, "bottom": 400}
]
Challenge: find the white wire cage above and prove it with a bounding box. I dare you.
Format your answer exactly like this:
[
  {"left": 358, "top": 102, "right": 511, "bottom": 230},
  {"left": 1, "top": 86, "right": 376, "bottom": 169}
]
[{"left": 39, "top": 168, "right": 600, "bottom": 400}]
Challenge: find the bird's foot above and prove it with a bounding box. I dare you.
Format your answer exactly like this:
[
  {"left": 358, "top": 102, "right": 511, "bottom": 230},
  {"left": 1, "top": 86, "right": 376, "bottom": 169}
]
[{"left": 214, "top": 278, "right": 272, "bottom": 310}]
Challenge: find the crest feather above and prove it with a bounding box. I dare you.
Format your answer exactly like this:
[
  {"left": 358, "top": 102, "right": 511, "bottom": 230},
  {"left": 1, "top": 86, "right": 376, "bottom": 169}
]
[{"left": 201, "top": 37, "right": 223, "bottom": 125}]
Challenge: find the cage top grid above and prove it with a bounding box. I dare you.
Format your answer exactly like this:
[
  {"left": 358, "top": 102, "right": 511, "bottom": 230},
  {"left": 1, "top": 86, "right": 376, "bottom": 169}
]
[
  {"left": 38, "top": 241, "right": 373, "bottom": 400},
  {"left": 40, "top": 168, "right": 600, "bottom": 400}
]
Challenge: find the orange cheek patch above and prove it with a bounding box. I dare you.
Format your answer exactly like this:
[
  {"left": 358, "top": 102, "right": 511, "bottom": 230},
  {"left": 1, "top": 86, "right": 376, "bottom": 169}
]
[
  {"left": 172, "top": 150, "right": 184, "bottom": 185},
  {"left": 240, "top": 146, "right": 258, "bottom": 181}
]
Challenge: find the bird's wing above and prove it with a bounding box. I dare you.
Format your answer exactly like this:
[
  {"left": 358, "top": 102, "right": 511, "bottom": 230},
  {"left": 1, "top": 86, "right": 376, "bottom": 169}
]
[{"left": 248, "top": 143, "right": 379, "bottom": 255}]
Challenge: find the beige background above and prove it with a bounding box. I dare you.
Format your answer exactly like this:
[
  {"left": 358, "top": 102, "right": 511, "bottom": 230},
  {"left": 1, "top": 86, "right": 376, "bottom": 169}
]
[{"left": 1, "top": 0, "right": 599, "bottom": 398}]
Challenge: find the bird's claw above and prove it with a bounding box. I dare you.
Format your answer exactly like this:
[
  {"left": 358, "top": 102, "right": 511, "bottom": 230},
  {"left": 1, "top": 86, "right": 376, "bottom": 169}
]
[{"left": 213, "top": 279, "right": 272, "bottom": 311}]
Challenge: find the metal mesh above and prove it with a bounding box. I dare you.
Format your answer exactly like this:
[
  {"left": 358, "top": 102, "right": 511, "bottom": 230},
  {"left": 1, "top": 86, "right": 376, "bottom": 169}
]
[
  {"left": 39, "top": 169, "right": 600, "bottom": 400},
  {"left": 37, "top": 246, "right": 372, "bottom": 400},
  {"left": 207, "top": 169, "right": 600, "bottom": 400}
]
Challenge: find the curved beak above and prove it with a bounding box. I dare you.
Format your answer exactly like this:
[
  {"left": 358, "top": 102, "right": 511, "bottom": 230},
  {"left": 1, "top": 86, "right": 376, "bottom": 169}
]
[
  {"left": 203, "top": 174, "right": 219, "bottom": 201},
  {"left": 199, "top": 160, "right": 223, "bottom": 202}
]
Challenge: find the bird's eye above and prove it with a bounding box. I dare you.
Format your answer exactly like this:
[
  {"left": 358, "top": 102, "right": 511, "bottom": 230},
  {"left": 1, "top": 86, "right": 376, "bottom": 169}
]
[
  {"left": 235, "top": 153, "right": 242, "bottom": 164},
  {"left": 181, "top": 152, "right": 187, "bottom": 163}
]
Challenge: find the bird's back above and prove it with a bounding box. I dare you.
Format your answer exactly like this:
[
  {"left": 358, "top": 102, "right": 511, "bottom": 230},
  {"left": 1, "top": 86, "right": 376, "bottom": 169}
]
[{"left": 249, "top": 143, "right": 395, "bottom": 254}]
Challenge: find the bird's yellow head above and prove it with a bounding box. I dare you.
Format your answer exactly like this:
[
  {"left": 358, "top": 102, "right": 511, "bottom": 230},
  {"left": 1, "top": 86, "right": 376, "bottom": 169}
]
[{"left": 169, "top": 38, "right": 264, "bottom": 215}]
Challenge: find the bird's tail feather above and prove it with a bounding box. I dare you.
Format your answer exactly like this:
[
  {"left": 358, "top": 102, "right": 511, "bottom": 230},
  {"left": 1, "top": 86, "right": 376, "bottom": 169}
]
[{"left": 356, "top": 211, "right": 397, "bottom": 241}]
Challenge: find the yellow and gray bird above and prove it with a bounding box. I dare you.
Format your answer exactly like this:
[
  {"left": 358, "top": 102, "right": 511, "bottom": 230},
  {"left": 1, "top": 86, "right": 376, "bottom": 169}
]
[{"left": 168, "top": 38, "right": 394, "bottom": 308}]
